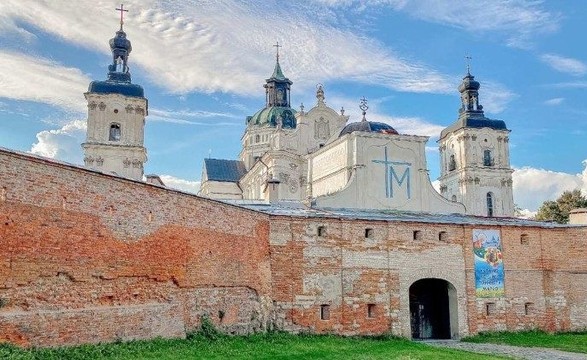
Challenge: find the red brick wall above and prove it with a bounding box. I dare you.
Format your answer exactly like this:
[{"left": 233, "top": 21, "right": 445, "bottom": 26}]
[{"left": 0, "top": 150, "right": 271, "bottom": 346}]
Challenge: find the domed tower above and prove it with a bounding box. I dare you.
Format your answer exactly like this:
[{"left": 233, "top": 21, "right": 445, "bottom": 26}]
[
  {"left": 438, "top": 70, "right": 514, "bottom": 217},
  {"left": 82, "top": 6, "right": 147, "bottom": 181},
  {"left": 239, "top": 43, "right": 297, "bottom": 170}
]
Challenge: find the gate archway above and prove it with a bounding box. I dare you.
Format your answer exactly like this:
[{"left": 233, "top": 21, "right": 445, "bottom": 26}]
[{"left": 409, "top": 278, "right": 458, "bottom": 339}]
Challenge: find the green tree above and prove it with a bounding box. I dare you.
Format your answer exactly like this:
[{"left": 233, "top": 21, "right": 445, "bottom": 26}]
[{"left": 535, "top": 189, "right": 587, "bottom": 224}]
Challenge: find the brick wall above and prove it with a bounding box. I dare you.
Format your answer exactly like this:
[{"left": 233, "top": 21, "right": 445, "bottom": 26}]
[
  {"left": 270, "top": 218, "right": 587, "bottom": 338},
  {"left": 0, "top": 149, "right": 271, "bottom": 346}
]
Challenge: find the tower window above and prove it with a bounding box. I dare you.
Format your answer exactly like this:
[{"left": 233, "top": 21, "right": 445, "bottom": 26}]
[
  {"left": 109, "top": 123, "right": 121, "bottom": 141},
  {"left": 486, "top": 192, "right": 494, "bottom": 217},
  {"left": 448, "top": 154, "right": 456, "bottom": 171},
  {"left": 255, "top": 134, "right": 260, "bottom": 143},
  {"left": 483, "top": 150, "right": 493, "bottom": 166}
]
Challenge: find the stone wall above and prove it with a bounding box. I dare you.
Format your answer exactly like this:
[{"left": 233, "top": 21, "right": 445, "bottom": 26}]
[
  {"left": 269, "top": 217, "right": 587, "bottom": 338},
  {"left": 0, "top": 149, "right": 271, "bottom": 346}
]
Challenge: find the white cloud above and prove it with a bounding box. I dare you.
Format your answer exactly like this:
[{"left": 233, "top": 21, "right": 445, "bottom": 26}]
[
  {"left": 148, "top": 108, "right": 241, "bottom": 125},
  {"left": 30, "top": 119, "right": 86, "bottom": 164},
  {"left": 158, "top": 175, "right": 200, "bottom": 194},
  {"left": 479, "top": 81, "right": 517, "bottom": 114},
  {"left": 544, "top": 97, "right": 564, "bottom": 106},
  {"left": 512, "top": 161, "right": 587, "bottom": 211},
  {"left": 0, "top": 51, "right": 89, "bottom": 112},
  {"left": 540, "top": 54, "right": 587, "bottom": 76},
  {"left": 313, "top": 0, "right": 559, "bottom": 48},
  {"left": 0, "top": 0, "right": 454, "bottom": 97}
]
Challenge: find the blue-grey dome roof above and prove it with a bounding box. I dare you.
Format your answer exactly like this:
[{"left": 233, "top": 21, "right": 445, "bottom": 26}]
[
  {"left": 88, "top": 80, "right": 144, "bottom": 98},
  {"left": 247, "top": 106, "right": 297, "bottom": 128},
  {"left": 339, "top": 121, "right": 398, "bottom": 137}
]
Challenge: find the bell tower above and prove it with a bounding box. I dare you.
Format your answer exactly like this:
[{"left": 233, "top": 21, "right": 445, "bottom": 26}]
[
  {"left": 438, "top": 69, "right": 514, "bottom": 217},
  {"left": 82, "top": 5, "right": 147, "bottom": 180}
]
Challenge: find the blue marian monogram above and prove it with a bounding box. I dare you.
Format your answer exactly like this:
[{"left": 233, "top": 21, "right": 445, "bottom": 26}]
[{"left": 372, "top": 146, "right": 411, "bottom": 199}]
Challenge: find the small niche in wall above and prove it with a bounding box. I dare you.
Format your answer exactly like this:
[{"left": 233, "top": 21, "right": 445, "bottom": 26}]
[
  {"left": 365, "top": 228, "right": 374, "bottom": 239},
  {"left": 367, "top": 304, "right": 376, "bottom": 318},
  {"left": 317, "top": 226, "right": 326, "bottom": 237},
  {"left": 320, "top": 304, "right": 330, "bottom": 320},
  {"left": 520, "top": 234, "right": 529, "bottom": 245},
  {"left": 413, "top": 230, "right": 422, "bottom": 241},
  {"left": 438, "top": 231, "right": 448, "bottom": 242},
  {"left": 524, "top": 302, "right": 534, "bottom": 315},
  {"left": 486, "top": 302, "right": 496, "bottom": 316}
]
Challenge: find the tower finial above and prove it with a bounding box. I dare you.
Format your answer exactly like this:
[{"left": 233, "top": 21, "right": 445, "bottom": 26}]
[
  {"left": 273, "top": 41, "right": 282, "bottom": 63},
  {"left": 465, "top": 55, "right": 472, "bottom": 75},
  {"left": 359, "top": 97, "right": 368, "bottom": 122},
  {"left": 115, "top": 4, "right": 129, "bottom": 31}
]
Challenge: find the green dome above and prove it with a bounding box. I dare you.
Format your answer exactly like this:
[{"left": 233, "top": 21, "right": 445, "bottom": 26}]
[{"left": 247, "top": 106, "right": 297, "bottom": 128}]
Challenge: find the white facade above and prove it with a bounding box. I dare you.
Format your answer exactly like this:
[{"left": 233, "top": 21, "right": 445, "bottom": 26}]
[{"left": 82, "top": 93, "right": 147, "bottom": 180}]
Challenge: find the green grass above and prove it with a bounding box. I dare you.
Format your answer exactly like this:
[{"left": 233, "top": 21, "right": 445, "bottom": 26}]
[
  {"left": 463, "top": 330, "right": 587, "bottom": 354},
  {"left": 0, "top": 332, "right": 508, "bottom": 360}
]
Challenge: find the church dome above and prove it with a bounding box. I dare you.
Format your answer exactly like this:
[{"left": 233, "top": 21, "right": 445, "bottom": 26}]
[
  {"left": 339, "top": 121, "right": 398, "bottom": 137},
  {"left": 88, "top": 80, "right": 144, "bottom": 98},
  {"left": 248, "top": 106, "right": 297, "bottom": 128}
]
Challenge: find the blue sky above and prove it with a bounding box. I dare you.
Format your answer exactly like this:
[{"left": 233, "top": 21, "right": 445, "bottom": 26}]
[{"left": 0, "top": 0, "right": 585, "bottom": 213}]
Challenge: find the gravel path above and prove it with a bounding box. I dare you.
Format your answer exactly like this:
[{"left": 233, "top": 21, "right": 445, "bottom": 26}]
[{"left": 423, "top": 340, "right": 587, "bottom": 360}]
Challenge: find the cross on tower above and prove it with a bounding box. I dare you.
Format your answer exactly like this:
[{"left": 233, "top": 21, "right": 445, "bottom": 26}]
[
  {"left": 273, "top": 41, "right": 282, "bottom": 63},
  {"left": 465, "top": 55, "right": 472, "bottom": 74},
  {"left": 116, "top": 4, "right": 129, "bottom": 30}
]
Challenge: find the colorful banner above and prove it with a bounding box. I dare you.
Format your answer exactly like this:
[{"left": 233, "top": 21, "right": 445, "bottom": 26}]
[{"left": 472, "top": 229, "right": 505, "bottom": 298}]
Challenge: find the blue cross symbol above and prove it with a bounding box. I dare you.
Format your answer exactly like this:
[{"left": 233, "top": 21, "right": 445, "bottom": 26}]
[{"left": 372, "top": 146, "right": 411, "bottom": 199}]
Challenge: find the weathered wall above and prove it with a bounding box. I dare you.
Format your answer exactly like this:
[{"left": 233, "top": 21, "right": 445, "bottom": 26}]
[
  {"left": 269, "top": 217, "right": 587, "bottom": 338},
  {"left": 0, "top": 149, "right": 271, "bottom": 347}
]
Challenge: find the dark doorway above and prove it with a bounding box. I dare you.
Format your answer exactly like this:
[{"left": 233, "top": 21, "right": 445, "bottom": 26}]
[{"left": 409, "top": 278, "right": 457, "bottom": 339}]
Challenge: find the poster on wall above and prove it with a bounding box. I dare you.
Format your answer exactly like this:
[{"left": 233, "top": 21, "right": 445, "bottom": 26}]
[{"left": 472, "top": 229, "right": 505, "bottom": 298}]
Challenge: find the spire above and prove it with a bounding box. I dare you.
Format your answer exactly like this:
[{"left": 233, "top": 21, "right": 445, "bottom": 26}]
[
  {"left": 359, "top": 97, "right": 368, "bottom": 122},
  {"left": 107, "top": 4, "right": 133, "bottom": 83},
  {"left": 264, "top": 42, "right": 292, "bottom": 107},
  {"left": 458, "top": 69, "right": 483, "bottom": 116}
]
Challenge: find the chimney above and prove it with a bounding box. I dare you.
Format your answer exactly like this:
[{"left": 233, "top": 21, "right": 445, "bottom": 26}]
[
  {"left": 569, "top": 208, "right": 587, "bottom": 225},
  {"left": 265, "top": 176, "right": 281, "bottom": 203}
]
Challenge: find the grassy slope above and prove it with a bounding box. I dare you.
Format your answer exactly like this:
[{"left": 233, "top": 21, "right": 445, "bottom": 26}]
[
  {"left": 463, "top": 330, "right": 587, "bottom": 354},
  {"left": 0, "top": 333, "right": 507, "bottom": 360}
]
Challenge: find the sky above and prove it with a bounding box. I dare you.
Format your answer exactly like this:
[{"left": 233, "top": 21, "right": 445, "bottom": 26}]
[{"left": 0, "top": 0, "right": 586, "bottom": 214}]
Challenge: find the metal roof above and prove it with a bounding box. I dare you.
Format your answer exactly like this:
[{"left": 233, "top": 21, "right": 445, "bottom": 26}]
[{"left": 204, "top": 158, "right": 247, "bottom": 182}]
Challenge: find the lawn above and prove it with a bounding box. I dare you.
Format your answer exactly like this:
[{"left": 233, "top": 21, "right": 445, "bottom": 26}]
[
  {"left": 463, "top": 330, "right": 587, "bottom": 354},
  {"left": 0, "top": 332, "right": 507, "bottom": 360}
]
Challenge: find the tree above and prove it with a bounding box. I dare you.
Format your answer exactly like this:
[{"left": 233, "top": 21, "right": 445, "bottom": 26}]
[{"left": 535, "top": 189, "right": 587, "bottom": 224}]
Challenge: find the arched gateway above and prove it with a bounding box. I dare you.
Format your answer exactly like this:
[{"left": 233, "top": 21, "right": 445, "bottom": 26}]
[{"left": 409, "top": 278, "right": 458, "bottom": 339}]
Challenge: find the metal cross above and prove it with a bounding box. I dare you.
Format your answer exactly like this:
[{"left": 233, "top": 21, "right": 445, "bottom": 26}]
[
  {"left": 116, "top": 4, "right": 129, "bottom": 29},
  {"left": 465, "top": 55, "right": 472, "bottom": 74},
  {"left": 273, "top": 41, "right": 282, "bottom": 62},
  {"left": 359, "top": 97, "right": 368, "bottom": 121}
]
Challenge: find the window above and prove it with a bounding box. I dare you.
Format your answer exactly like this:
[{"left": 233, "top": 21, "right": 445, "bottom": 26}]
[
  {"left": 486, "top": 193, "right": 494, "bottom": 217},
  {"left": 255, "top": 134, "right": 260, "bottom": 143},
  {"left": 486, "top": 302, "right": 496, "bottom": 316},
  {"left": 524, "top": 302, "right": 534, "bottom": 315},
  {"left": 367, "top": 304, "right": 376, "bottom": 318},
  {"left": 438, "top": 231, "right": 448, "bottom": 242},
  {"left": 413, "top": 230, "right": 422, "bottom": 241},
  {"left": 448, "top": 154, "right": 456, "bottom": 171},
  {"left": 451, "top": 195, "right": 457, "bottom": 202},
  {"left": 365, "top": 228, "right": 374, "bottom": 239},
  {"left": 109, "top": 123, "right": 121, "bottom": 141},
  {"left": 317, "top": 226, "right": 326, "bottom": 237},
  {"left": 520, "top": 234, "right": 529, "bottom": 245},
  {"left": 483, "top": 150, "right": 493, "bottom": 166},
  {"left": 320, "top": 304, "right": 330, "bottom": 320}
]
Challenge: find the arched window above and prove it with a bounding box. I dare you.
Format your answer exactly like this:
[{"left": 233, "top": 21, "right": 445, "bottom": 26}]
[
  {"left": 486, "top": 192, "right": 494, "bottom": 217},
  {"left": 109, "top": 123, "right": 121, "bottom": 141},
  {"left": 483, "top": 150, "right": 492, "bottom": 166},
  {"left": 255, "top": 134, "right": 260, "bottom": 143},
  {"left": 448, "top": 154, "right": 456, "bottom": 171}
]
